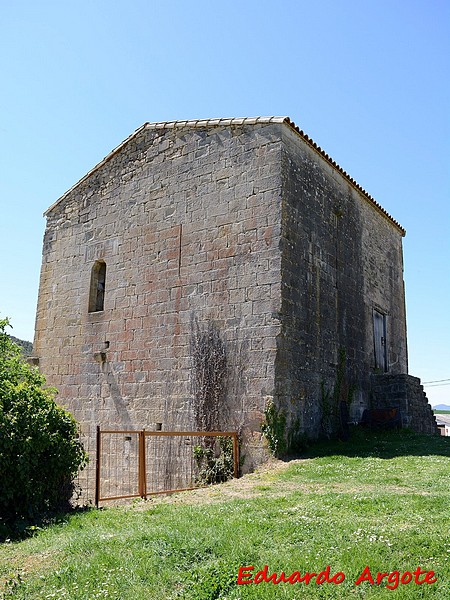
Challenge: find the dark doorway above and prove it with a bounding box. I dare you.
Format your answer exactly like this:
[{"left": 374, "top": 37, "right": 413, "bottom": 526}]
[{"left": 373, "top": 309, "right": 387, "bottom": 371}]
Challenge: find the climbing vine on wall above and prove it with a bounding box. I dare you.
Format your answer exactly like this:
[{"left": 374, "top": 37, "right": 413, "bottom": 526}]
[
  {"left": 192, "top": 322, "right": 227, "bottom": 432},
  {"left": 191, "top": 322, "right": 234, "bottom": 483}
]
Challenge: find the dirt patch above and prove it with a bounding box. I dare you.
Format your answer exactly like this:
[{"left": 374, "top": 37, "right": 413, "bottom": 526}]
[{"left": 129, "top": 458, "right": 313, "bottom": 508}]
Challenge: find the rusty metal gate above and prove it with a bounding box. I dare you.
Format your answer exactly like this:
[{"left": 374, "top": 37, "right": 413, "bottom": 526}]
[{"left": 95, "top": 427, "right": 239, "bottom": 506}]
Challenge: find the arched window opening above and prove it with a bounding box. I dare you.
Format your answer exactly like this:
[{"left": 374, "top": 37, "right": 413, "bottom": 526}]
[{"left": 89, "top": 260, "right": 106, "bottom": 312}]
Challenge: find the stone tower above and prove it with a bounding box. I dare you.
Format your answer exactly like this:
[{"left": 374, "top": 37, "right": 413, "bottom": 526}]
[{"left": 33, "top": 117, "right": 436, "bottom": 498}]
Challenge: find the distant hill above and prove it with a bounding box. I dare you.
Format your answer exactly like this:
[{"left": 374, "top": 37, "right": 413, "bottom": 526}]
[
  {"left": 433, "top": 404, "right": 450, "bottom": 411},
  {"left": 9, "top": 335, "right": 33, "bottom": 357}
]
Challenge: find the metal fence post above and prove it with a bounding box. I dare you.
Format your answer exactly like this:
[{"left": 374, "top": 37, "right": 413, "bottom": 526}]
[
  {"left": 138, "top": 429, "right": 147, "bottom": 499},
  {"left": 95, "top": 425, "right": 101, "bottom": 508},
  {"left": 232, "top": 432, "right": 239, "bottom": 479}
]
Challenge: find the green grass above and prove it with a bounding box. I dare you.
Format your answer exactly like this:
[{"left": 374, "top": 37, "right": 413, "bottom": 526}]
[
  {"left": 1, "top": 428, "right": 449, "bottom": 599},
  {"left": 434, "top": 410, "right": 450, "bottom": 414}
]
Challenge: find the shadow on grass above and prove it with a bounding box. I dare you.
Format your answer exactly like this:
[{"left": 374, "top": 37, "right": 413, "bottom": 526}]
[
  {"left": 0, "top": 505, "right": 93, "bottom": 544},
  {"left": 285, "top": 427, "right": 450, "bottom": 461}
]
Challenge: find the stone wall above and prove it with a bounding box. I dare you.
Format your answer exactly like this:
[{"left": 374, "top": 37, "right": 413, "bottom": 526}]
[
  {"left": 274, "top": 125, "right": 408, "bottom": 441},
  {"left": 34, "top": 122, "right": 285, "bottom": 497}
]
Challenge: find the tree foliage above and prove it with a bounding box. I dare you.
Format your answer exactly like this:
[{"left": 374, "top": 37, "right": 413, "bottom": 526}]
[{"left": 0, "top": 318, "right": 87, "bottom": 526}]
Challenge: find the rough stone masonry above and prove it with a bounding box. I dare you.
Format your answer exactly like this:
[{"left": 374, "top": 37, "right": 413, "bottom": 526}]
[{"left": 32, "top": 117, "right": 437, "bottom": 498}]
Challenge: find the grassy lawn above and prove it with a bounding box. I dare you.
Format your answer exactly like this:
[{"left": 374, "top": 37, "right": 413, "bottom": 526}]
[{"left": 1, "top": 428, "right": 449, "bottom": 599}]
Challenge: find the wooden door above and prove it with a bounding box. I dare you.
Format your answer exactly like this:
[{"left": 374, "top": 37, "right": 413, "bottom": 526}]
[{"left": 373, "top": 309, "right": 387, "bottom": 372}]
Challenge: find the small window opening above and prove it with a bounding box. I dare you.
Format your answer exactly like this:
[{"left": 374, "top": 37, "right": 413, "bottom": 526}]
[{"left": 89, "top": 260, "right": 106, "bottom": 312}]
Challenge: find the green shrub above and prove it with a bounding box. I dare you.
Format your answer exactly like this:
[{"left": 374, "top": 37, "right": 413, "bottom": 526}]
[
  {"left": 193, "top": 436, "right": 235, "bottom": 485},
  {"left": 261, "top": 399, "right": 287, "bottom": 456},
  {"left": 0, "top": 318, "right": 87, "bottom": 528}
]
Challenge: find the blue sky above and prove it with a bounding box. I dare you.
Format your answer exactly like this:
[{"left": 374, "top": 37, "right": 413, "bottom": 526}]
[{"left": 0, "top": 0, "right": 449, "bottom": 405}]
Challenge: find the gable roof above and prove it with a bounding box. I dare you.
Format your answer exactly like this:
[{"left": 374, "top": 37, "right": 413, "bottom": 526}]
[{"left": 45, "top": 116, "right": 405, "bottom": 236}]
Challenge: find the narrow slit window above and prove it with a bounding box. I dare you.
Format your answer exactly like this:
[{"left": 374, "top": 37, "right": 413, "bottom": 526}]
[{"left": 89, "top": 260, "right": 106, "bottom": 312}]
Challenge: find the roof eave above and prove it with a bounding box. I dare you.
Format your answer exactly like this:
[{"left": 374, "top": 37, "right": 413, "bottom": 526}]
[
  {"left": 44, "top": 116, "right": 406, "bottom": 236},
  {"left": 283, "top": 117, "right": 405, "bottom": 236}
]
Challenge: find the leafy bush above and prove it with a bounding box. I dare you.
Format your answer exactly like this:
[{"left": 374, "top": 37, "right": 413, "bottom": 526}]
[
  {"left": 261, "top": 399, "right": 287, "bottom": 456},
  {"left": 193, "top": 436, "right": 235, "bottom": 485},
  {"left": 0, "top": 318, "right": 87, "bottom": 528}
]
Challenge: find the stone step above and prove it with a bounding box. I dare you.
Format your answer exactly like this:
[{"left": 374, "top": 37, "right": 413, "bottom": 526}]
[{"left": 370, "top": 373, "right": 439, "bottom": 435}]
